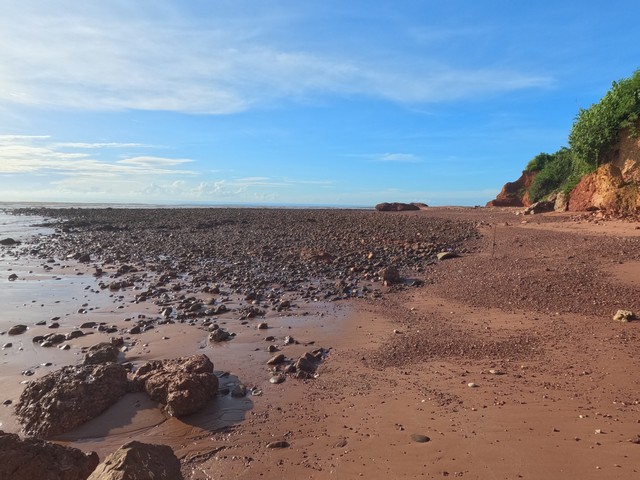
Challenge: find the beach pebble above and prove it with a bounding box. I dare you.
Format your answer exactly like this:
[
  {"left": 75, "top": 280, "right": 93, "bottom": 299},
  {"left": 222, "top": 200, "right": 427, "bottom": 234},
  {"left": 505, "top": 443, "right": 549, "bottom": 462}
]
[
  {"left": 267, "top": 353, "right": 286, "bottom": 365},
  {"left": 2, "top": 399, "right": 12, "bottom": 405},
  {"left": 2, "top": 343, "right": 12, "bottom": 349},
  {"left": 410, "top": 434, "right": 431, "bottom": 443},
  {"left": 266, "top": 441, "right": 290, "bottom": 449},
  {"left": 467, "top": 382, "right": 478, "bottom": 388},
  {"left": 8, "top": 324, "right": 27, "bottom": 335},
  {"left": 257, "top": 322, "right": 268, "bottom": 330},
  {"left": 269, "top": 374, "right": 286, "bottom": 384},
  {"left": 231, "top": 384, "right": 247, "bottom": 398}
]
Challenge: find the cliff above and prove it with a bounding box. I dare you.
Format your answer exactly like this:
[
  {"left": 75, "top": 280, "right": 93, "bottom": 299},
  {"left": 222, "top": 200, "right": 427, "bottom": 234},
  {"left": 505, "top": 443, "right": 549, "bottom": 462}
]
[
  {"left": 486, "top": 170, "right": 536, "bottom": 207},
  {"left": 489, "top": 122, "right": 640, "bottom": 213}
]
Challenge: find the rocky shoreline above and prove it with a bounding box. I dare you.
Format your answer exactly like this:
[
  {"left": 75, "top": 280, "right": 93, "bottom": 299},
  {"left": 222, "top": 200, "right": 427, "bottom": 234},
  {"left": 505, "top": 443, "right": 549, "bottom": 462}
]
[{"left": 2, "top": 207, "right": 640, "bottom": 479}]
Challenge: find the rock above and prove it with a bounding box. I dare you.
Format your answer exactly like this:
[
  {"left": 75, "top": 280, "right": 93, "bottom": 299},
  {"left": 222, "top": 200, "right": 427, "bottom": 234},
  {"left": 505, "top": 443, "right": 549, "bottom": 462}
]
[
  {"left": 554, "top": 191, "right": 569, "bottom": 212},
  {"left": 8, "top": 273, "right": 18, "bottom": 281},
  {"left": 131, "top": 354, "right": 218, "bottom": 417},
  {"left": 267, "top": 353, "right": 286, "bottom": 365},
  {"left": 15, "top": 363, "right": 128, "bottom": 438},
  {"left": 437, "top": 251, "right": 458, "bottom": 261},
  {"left": 410, "top": 434, "right": 431, "bottom": 443},
  {"left": 65, "top": 330, "right": 85, "bottom": 340},
  {"left": 523, "top": 201, "right": 554, "bottom": 215},
  {"left": 257, "top": 322, "right": 268, "bottom": 330},
  {"left": 231, "top": 384, "right": 247, "bottom": 398},
  {"left": 269, "top": 374, "right": 286, "bottom": 384},
  {"left": 80, "top": 322, "right": 97, "bottom": 329},
  {"left": 209, "top": 328, "right": 232, "bottom": 342},
  {"left": 0, "top": 238, "right": 20, "bottom": 246},
  {"left": 8, "top": 324, "right": 27, "bottom": 335},
  {"left": 613, "top": 309, "right": 636, "bottom": 322},
  {"left": 83, "top": 342, "right": 120, "bottom": 365},
  {"left": 266, "top": 440, "right": 290, "bottom": 449},
  {"left": 3, "top": 343, "right": 12, "bottom": 349},
  {"left": 0, "top": 430, "right": 99, "bottom": 480},
  {"left": 379, "top": 266, "right": 400, "bottom": 284},
  {"left": 87, "top": 441, "right": 182, "bottom": 480},
  {"left": 295, "top": 355, "right": 316, "bottom": 374},
  {"left": 467, "top": 382, "right": 479, "bottom": 388},
  {"left": 77, "top": 254, "right": 91, "bottom": 263},
  {"left": 375, "top": 202, "right": 420, "bottom": 212}
]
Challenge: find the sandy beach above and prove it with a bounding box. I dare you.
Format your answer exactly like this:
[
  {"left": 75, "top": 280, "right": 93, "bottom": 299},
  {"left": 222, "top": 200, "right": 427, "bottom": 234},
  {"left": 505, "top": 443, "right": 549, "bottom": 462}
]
[{"left": 2, "top": 207, "right": 640, "bottom": 479}]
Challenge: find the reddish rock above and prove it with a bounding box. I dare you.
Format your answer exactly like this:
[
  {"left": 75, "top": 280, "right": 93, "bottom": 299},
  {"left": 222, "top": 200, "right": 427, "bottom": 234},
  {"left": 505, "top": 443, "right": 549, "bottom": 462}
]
[
  {"left": 87, "top": 441, "right": 182, "bottom": 480},
  {"left": 0, "top": 430, "right": 99, "bottom": 480},
  {"left": 15, "top": 363, "right": 128, "bottom": 438},
  {"left": 568, "top": 163, "right": 626, "bottom": 212},
  {"left": 131, "top": 354, "right": 218, "bottom": 417},
  {"left": 487, "top": 171, "right": 536, "bottom": 207}
]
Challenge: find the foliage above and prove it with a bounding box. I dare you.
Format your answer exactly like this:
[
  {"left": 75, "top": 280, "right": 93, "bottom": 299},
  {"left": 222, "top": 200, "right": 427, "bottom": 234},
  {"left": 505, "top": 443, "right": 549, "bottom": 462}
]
[
  {"left": 520, "top": 69, "right": 640, "bottom": 203},
  {"left": 569, "top": 69, "right": 640, "bottom": 172},
  {"left": 527, "top": 148, "right": 574, "bottom": 202}
]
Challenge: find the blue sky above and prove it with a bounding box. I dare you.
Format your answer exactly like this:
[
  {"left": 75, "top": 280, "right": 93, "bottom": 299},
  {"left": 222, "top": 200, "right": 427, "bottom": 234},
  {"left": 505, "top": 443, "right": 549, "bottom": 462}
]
[{"left": 1, "top": 1, "right": 638, "bottom": 206}]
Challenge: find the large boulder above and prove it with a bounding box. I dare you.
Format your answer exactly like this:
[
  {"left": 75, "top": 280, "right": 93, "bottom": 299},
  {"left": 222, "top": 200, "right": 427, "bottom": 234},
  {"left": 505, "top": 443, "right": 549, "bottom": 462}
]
[
  {"left": 0, "top": 430, "right": 99, "bottom": 480},
  {"left": 130, "top": 354, "right": 218, "bottom": 417},
  {"left": 87, "top": 441, "right": 182, "bottom": 480},
  {"left": 15, "top": 363, "right": 128, "bottom": 438}
]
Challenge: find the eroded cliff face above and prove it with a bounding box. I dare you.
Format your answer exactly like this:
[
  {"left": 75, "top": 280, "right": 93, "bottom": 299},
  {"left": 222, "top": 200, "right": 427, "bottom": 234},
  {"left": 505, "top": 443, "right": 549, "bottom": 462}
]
[
  {"left": 569, "top": 126, "right": 640, "bottom": 213},
  {"left": 489, "top": 121, "right": 640, "bottom": 213},
  {"left": 486, "top": 171, "right": 536, "bottom": 207}
]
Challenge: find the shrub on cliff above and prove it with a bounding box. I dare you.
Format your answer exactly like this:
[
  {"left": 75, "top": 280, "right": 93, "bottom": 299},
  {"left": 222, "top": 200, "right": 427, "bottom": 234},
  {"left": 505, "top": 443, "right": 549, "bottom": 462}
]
[
  {"left": 527, "top": 147, "right": 574, "bottom": 202},
  {"left": 569, "top": 69, "right": 640, "bottom": 174}
]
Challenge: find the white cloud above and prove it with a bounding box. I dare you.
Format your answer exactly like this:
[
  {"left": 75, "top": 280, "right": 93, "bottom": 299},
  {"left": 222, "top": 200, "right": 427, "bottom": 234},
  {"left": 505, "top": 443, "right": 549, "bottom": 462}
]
[
  {"left": 377, "top": 153, "right": 421, "bottom": 163},
  {"left": 0, "top": 2, "right": 552, "bottom": 114},
  {"left": 0, "top": 135, "right": 195, "bottom": 176}
]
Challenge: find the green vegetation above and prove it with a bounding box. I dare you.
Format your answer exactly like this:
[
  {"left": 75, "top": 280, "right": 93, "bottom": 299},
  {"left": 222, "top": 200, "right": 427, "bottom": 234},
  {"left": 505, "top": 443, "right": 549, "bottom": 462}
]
[{"left": 523, "top": 69, "right": 640, "bottom": 202}]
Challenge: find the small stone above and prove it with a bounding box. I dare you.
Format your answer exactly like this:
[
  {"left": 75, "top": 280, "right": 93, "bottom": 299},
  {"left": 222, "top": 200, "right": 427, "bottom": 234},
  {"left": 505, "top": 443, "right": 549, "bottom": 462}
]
[
  {"left": 3, "top": 399, "right": 12, "bottom": 405},
  {"left": 269, "top": 374, "right": 286, "bottom": 384},
  {"left": 467, "top": 382, "right": 478, "bottom": 388},
  {"left": 8, "top": 324, "right": 27, "bottom": 335},
  {"left": 437, "top": 251, "right": 458, "bottom": 261},
  {"left": 613, "top": 309, "right": 636, "bottom": 322},
  {"left": 8, "top": 273, "right": 18, "bottom": 281},
  {"left": 231, "top": 384, "right": 247, "bottom": 398},
  {"left": 59, "top": 344, "right": 71, "bottom": 350},
  {"left": 410, "top": 434, "right": 431, "bottom": 443},
  {"left": 267, "top": 353, "right": 286, "bottom": 365},
  {"left": 266, "top": 441, "right": 290, "bottom": 449},
  {"left": 257, "top": 322, "right": 268, "bottom": 330},
  {"left": 3, "top": 342, "right": 12, "bottom": 349}
]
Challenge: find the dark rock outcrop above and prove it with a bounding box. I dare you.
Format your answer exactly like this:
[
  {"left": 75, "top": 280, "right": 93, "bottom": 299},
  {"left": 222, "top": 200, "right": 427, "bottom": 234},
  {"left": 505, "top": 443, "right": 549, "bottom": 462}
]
[
  {"left": 83, "top": 342, "right": 120, "bottom": 365},
  {"left": 487, "top": 171, "right": 536, "bottom": 207},
  {"left": 87, "top": 441, "right": 182, "bottom": 480},
  {"left": 0, "top": 430, "right": 99, "bottom": 480},
  {"left": 375, "top": 202, "right": 421, "bottom": 212},
  {"left": 130, "top": 354, "right": 218, "bottom": 417},
  {"left": 15, "top": 363, "right": 128, "bottom": 438}
]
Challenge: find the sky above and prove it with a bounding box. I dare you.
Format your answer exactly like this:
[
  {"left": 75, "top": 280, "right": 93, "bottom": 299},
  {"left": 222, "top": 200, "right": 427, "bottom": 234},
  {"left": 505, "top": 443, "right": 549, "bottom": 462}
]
[{"left": 1, "top": 1, "right": 639, "bottom": 207}]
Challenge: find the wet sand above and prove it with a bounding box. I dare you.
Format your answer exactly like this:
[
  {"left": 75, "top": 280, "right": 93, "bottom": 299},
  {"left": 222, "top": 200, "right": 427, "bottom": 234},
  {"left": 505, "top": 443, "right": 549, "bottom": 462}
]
[{"left": 2, "top": 208, "right": 640, "bottom": 479}]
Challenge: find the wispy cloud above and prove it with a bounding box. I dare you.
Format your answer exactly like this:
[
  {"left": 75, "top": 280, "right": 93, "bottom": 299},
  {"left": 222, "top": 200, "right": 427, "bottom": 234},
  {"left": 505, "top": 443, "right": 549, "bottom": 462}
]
[
  {"left": 0, "top": 2, "right": 551, "bottom": 114},
  {"left": 0, "top": 134, "right": 335, "bottom": 203},
  {"left": 0, "top": 135, "right": 195, "bottom": 176},
  {"left": 346, "top": 152, "right": 423, "bottom": 163}
]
